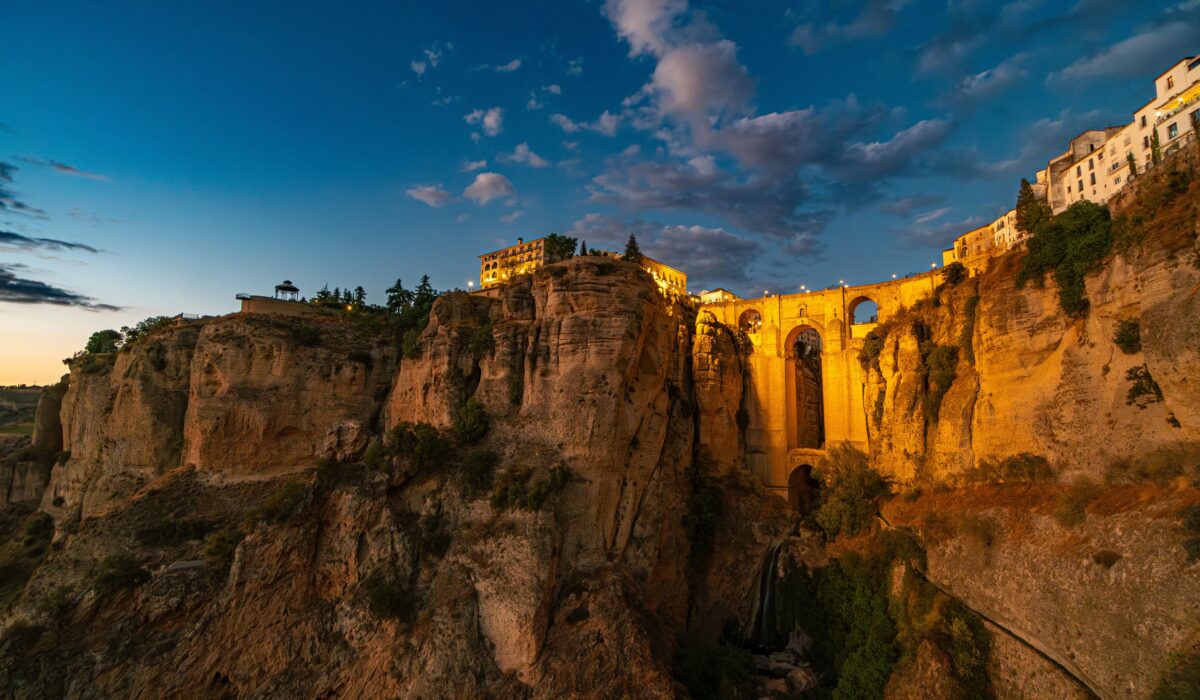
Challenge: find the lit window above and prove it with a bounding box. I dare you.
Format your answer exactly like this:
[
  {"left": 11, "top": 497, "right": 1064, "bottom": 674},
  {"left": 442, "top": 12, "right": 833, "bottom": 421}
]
[{"left": 1168, "top": 123, "right": 1179, "bottom": 139}]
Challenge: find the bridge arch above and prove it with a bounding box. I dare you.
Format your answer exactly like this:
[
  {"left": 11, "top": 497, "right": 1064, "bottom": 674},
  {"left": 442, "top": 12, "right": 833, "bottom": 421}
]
[
  {"left": 787, "top": 464, "right": 820, "bottom": 513},
  {"left": 738, "top": 308, "right": 763, "bottom": 333},
  {"left": 849, "top": 295, "right": 878, "bottom": 325},
  {"left": 784, "top": 325, "right": 825, "bottom": 450}
]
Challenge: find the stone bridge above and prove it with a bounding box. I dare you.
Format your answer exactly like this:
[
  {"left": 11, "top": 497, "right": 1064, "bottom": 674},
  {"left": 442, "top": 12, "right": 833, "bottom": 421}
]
[{"left": 700, "top": 270, "right": 942, "bottom": 506}]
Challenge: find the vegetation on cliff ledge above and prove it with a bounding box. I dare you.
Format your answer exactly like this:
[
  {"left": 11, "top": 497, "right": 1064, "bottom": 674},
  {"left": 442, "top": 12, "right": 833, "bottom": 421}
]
[{"left": 1017, "top": 200, "right": 1113, "bottom": 318}]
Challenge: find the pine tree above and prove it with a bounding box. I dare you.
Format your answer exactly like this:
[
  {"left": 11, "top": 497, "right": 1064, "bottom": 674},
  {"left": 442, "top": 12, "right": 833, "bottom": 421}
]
[
  {"left": 622, "top": 234, "right": 642, "bottom": 264},
  {"left": 353, "top": 286, "right": 366, "bottom": 307},
  {"left": 414, "top": 275, "right": 436, "bottom": 311},
  {"left": 332, "top": 287, "right": 341, "bottom": 304},
  {"left": 315, "top": 285, "right": 332, "bottom": 305},
  {"left": 386, "top": 278, "right": 414, "bottom": 313},
  {"left": 342, "top": 288, "right": 353, "bottom": 305},
  {"left": 1126, "top": 153, "right": 1138, "bottom": 178},
  {"left": 1014, "top": 178, "right": 1051, "bottom": 236},
  {"left": 1150, "top": 127, "right": 1162, "bottom": 165},
  {"left": 579, "top": 240, "right": 588, "bottom": 256}
]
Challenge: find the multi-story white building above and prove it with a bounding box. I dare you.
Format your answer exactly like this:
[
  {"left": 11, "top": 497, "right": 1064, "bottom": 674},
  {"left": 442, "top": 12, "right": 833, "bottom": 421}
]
[{"left": 1045, "top": 54, "right": 1200, "bottom": 214}]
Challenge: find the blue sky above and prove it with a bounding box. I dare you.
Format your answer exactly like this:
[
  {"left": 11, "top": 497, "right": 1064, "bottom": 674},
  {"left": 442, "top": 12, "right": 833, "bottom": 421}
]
[{"left": 2, "top": 0, "right": 1198, "bottom": 383}]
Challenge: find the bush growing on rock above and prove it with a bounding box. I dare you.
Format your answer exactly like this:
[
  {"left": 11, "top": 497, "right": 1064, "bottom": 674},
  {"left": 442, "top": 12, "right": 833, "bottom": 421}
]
[
  {"left": 256, "top": 482, "right": 309, "bottom": 523},
  {"left": 291, "top": 324, "right": 321, "bottom": 347},
  {"left": 1125, "top": 365, "right": 1164, "bottom": 406},
  {"left": 461, "top": 450, "right": 498, "bottom": 498},
  {"left": 360, "top": 570, "right": 415, "bottom": 622},
  {"left": 391, "top": 422, "right": 449, "bottom": 473},
  {"left": 453, "top": 398, "right": 489, "bottom": 445},
  {"left": 940, "top": 261, "right": 968, "bottom": 286},
  {"left": 1113, "top": 319, "right": 1142, "bottom": 354},
  {"left": 203, "top": 527, "right": 244, "bottom": 570},
  {"left": 1053, "top": 479, "right": 1102, "bottom": 528},
  {"left": 996, "top": 453, "right": 1055, "bottom": 483},
  {"left": 1153, "top": 651, "right": 1200, "bottom": 699},
  {"left": 491, "top": 465, "right": 568, "bottom": 511},
  {"left": 134, "top": 510, "right": 211, "bottom": 547},
  {"left": 812, "top": 443, "right": 889, "bottom": 538},
  {"left": 93, "top": 554, "right": 150, "bottom": 596},
  {"left": 919, "top": 341, "right": 958, "bottom": 424},
  {"left": 1016, "top": 200, "right": 1113, "bottom": 318}
]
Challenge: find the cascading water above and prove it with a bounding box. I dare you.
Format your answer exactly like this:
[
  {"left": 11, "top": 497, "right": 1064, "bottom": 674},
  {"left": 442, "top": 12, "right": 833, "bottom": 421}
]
[{"left": 745, "top": 541, "right": 785, "bottom": 651}]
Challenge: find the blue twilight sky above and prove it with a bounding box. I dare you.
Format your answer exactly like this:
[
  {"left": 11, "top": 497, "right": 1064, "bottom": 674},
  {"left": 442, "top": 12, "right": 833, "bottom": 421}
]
[{"left": 2, "top": 0, "right": 1198, "bottom": 383}]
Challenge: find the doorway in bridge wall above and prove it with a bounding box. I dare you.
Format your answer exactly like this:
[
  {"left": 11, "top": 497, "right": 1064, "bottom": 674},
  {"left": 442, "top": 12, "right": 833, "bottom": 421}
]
[
  {"left": 785, "top": 326, "right": 824, "bottom": 451},
  {"left": 787, "top": 464, "right": 820, "bottom": 513}
]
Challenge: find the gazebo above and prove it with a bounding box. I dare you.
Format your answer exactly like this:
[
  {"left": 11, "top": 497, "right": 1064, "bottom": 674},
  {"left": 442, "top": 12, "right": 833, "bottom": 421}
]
[{"left": 274, "top": 280, "right": 300, "bottom": 301}]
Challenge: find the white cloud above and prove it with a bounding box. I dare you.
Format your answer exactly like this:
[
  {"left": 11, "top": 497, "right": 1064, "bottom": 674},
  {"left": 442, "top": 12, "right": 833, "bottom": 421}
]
[
  {"left": 542, "top": 84, "right": 562, "bottom": 94},
  {"left": 502, "top": 143, "right": 550, "bottom": 168},
  {"left": 942, "top": 53, "right": 1027, "bottom": 106},
  {"left": 914, "top": 207, "right": 951, "bottom": 225},
  {"left": 501, "top": 210, "right": 527, "bottom": 224},
  {"left": 410, "top": 61, "right": 427, "bottom": 76},
  {"left": 652, "top": 40, "right": 754, "bottom": 121},
  {"left": 1049, "top": 21, "right": 1199, "bottom": 83},
  {"left": 406, "top": 184, "right": 452, "bottom": 207},
  {"left": 567, "top": 57, "right": 584, "bottom": 75},
  {"left": 603, "top": 0, "right": 688, "bottom": 57},
  {"left": 462, "top": 160, "right": 487, "bottom": 172},
  {"left": 424, "top": 48, "right": 443, "bottom": 66},
  {"left": 495, "top": 58, "right": 522, "bottom": 72},
  {"left": 526, "top": 93, "right": 545, "bottom": 110},
  {"left": 550, "top": 114, "right": 580, "bottom": 133},
  {"left": 465, "top": 107, "right": 504, "bottom": 136},
  {"left": 548, "top": 111, "right": 621, "bottom": 136},
  {"left": 463, "top": 172, "right": 516, "bottom": 205}
]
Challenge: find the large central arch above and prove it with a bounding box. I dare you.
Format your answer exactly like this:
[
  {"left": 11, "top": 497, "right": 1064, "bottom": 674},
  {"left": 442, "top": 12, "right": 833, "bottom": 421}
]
[{"left": 784, "top": 325, "right": 825, "bottom": 450}]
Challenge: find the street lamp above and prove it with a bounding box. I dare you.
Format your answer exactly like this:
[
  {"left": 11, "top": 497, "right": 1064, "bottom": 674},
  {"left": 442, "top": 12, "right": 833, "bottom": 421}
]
[
  {"left": 468, "top": 280, "right": 474, "bottom": 290},
  {"left": 891, "top": 273, "right": 897, "bottom": 279}
]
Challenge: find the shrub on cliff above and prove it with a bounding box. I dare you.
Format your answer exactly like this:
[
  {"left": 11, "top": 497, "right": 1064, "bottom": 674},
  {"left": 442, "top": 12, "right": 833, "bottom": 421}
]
[
  {"left": 360, "top": 570, "right": 415, "bottom": 621},
  {"left": 256, "top": 481, "right": 309, "bottom": 523},
  {"left": 93, "top": 554, "right": 150, "bottom": 596},
  {"left": 461, "top": 450, "right": 498, "bottom": 498},
  {"left": 940, "top": 261, "right": 968, "bottom": 286},
  {"left": 995, "top": 453, "right": 1055, "bottom": 483},
  {"left": 1113, "top": 319, "right": 1142, "bottom": 354},
  {"left": 812, "top": 443, "right": 889, "bottom": 538},
  {"left": 919, "top": 341, "right": 958, "bottom": 424},
  {"left": 491, "top": 465, "right": 569, "bottom": 511},
  {"left": 291, "top": 324, "right": 321, "bottom": 347},
  {"left": 1016, "top": 201, "right": 1113, "bottom": 318},
  {"left": 453, "top": 398, "right": 489, "bottom": 444},
  {"left": 83, "top": 329, "right": 122, "bottom": 354},
  {"left": 391, "top": 422, "right": 449, "bottom": 473},
  {"left": 1053, "top": 479, "right": 1102, "bottom": 528},
  {"left": 1125, "top": 364, "right": 1164, "bottom": 406},
  {"left": 1153, "top": 651, "right": 1200, "bottom": 699},
  {"left": 204, "top": 527, "right": 244, "bottom": 570}
]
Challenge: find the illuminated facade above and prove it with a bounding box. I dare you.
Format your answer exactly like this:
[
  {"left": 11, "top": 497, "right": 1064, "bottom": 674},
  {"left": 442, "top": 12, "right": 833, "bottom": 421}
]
[
  {"left": 478, "top": 237, "right": 688, "bottom": 294},
  {"left": 479, "top": 237, "right": 548, "bottom": 288}
]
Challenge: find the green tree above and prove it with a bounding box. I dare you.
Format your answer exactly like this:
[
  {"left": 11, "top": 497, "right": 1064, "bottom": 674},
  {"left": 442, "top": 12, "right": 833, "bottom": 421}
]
[
  {"left": 353, "top": 286, "right": 366, "bottom": 307},
  {"left": 622, "top": 234, "right": 643, "bottom": 264},
  {"left": 1017, "top": 201, "right": 1113, "bottom": 317},
  {"left": 1014, "top": 178, "right": 1051, "bottom": 236},
  {"left": 386, "top": 278, "right": 414, "bottom": 313},
  {"left": 413, "top": 275, "right": 437, "bottom": 311},
  {"left": 940, "top": 261, "right": 968, "bottom": 286},
  {"left": 812, "top": 443, "right": 889, "bottom": 538},
  {"left": 579, "top": 240, "right": 588, "bottom": 256},
  {"left": 1150, "top": 127, "right": 1162, "bottom": 165},
  {"left": 120, "top": 316, "right": 173, "bottom": 346},
  {"left": 543, "top": 233, "right": 578, "bottom": 261},
  {"left": 84, "top": 329, "right": 122, "bottom": 354},
  {"left": 1126, "top": 153, "right": 1138, "bottom": 178}
]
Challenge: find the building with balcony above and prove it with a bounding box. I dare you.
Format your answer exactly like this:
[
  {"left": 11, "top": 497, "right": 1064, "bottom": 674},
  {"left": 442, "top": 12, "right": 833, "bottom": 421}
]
[{"left": 478, "top": 236, "right": 687, "bottom": 295}]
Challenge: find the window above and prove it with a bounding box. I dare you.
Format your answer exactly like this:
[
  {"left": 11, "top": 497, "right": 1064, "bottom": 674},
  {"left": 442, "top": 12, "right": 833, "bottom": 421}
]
[
  {"left": 1076, "top": 165, "right": 1082, "bottom": 177},
  {"left": 1088, "top": 159, "right": 1094, "bottom": 170},
  {"left": 1078, "top": 179, "right": 1084, "bottom": 192},
  {"left": 1167, "top": 76, "right": 1175, "bottom": 91},
  {"left": 1143, "top": 136, "right": 1150, "bottom": 148},
  {"left": 1168, "top": 122, "right": 1179, "bottom": 139},
  {"left": 1090, "top": 173, "right": 1096, "bottom": 185},
  {"left": 1140, "top": 115, "right": 1147, "bottom": 128},
  {"left": 1114, "top": 176, "right": 1121, "bottom": 185}
]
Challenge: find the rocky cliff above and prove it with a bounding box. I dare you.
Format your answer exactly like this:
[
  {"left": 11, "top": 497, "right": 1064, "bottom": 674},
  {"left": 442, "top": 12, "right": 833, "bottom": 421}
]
[
  {"left": 867, "top": 153, "right": 1200, "bottom": 484},
  {"left": 0, "top": 257, "right": 787, "bottom": 699}
]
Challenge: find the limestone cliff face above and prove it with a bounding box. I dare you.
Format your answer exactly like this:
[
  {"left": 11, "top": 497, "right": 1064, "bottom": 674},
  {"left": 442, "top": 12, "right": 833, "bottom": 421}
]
[
  {"left": 3, "top": 258, "right": 778, "bottom": 699},
  {"left": 868, "top": 172, "right": 1200, "bottom": 482},
  {"left": 182, "top": 314, "right": 396, "bottom": 473}
]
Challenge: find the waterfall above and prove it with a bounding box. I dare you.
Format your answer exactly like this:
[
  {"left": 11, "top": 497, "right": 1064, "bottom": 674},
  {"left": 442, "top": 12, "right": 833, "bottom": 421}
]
[{"left": 745, "top": 541, "right": 785, "bottom": 650}]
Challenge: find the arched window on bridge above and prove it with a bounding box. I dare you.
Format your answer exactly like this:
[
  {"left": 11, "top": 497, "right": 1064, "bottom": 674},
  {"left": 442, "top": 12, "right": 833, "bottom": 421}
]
[
  {"left": 739, "top": 309, "right": 762, "bottom": 334},
  {"left": 849, "top": 297, "right": 878, "bottom": 325},
  {"left": 786, "top": 326, "right": 824, "bottom": 450}
]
